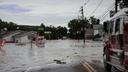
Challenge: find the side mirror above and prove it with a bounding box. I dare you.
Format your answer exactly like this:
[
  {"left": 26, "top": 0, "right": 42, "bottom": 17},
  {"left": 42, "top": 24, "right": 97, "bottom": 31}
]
[{"left": 103, "top": 22, "right": 108, "bottom": 33}]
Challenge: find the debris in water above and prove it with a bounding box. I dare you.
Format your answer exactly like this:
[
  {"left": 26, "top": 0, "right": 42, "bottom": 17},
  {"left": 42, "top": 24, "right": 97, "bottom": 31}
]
[
  {"left": 53, "top": 59, "right": 66, "bottom": 64},
  {"left": 22, "top": 64, "right": 26, "bottom": 66},
  {"left": 67, "top": 56, "right": 69, "bottom": 58},
  {"left": 74, "top": 52, "right": 78, "bottom": 54},
  {"left": 11, "top": 67, "right": 19, "bottom": 69}
]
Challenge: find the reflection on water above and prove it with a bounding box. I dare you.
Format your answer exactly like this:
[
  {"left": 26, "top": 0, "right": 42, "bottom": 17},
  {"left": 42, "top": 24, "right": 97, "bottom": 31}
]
[{"left": 0, "top": 40, "right": 103, "bottom": 72}]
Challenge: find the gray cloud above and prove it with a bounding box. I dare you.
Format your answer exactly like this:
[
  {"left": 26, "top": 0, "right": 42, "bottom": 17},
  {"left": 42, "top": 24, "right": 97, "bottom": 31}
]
[
  {"left": 0, "top": 0, "right": 114, "bottom": 26},
  {"left": 0, "top": 4, "right": 31, "bottom": 13}
]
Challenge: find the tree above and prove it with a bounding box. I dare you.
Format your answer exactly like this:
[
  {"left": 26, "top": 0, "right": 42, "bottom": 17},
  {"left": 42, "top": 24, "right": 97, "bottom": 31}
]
[
  {"left": 0, "top": 18, "right": 40, "bottom": 31},
  {"left": 7, "top": 22, "right": 17, "bottom": 31},
  {"left": 0, "top": 18, "right": 68, "bottom": 40},
  {"left": 37, "top": 23, "right": 46, "bottom": 36},
  {"left": 40, "top": 23, "right": 45, "bottom": 28},
  {"left": 89, "top": 16, "right": 100, "bottom": 25},
  {"left": 68, "top": 18, "right": 90, "bottom": 31},
  {"left": 57, "top": 26, "right": 67, "bottom": 38},
  {"left": 68, "top": 18, "right": 90, "bottom": 39}
]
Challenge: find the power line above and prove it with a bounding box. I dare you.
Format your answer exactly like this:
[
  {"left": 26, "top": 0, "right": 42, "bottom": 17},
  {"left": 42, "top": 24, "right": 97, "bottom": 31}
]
[
  {"left": 79, "top": 0, "right": 91, "bottom": 13},
  {"left": 98, "top": 3, "right": 115, "bottom": 18},
  {"left": 89, "top": 0, "right": 104, "bottom": 17},
  {"left": 98, "top": 3, "right": 115, "bottom": 21},
  {"left": 84, "top": 0, "right": 90, "bottom": 6},
  {"left": 100, "top": 6, "right": 115, "bottom": 22},
  {"left": 99, "top": 1, "right": 126, "bottom": 22},
  {"left": 78, "top": 0, "right": 91, "bottom": 19}
]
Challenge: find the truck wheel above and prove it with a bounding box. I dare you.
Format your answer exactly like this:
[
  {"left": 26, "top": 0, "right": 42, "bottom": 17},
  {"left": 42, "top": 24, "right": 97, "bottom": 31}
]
[{"left": 103, "top": 54, "right": 112, "bottom": 72}]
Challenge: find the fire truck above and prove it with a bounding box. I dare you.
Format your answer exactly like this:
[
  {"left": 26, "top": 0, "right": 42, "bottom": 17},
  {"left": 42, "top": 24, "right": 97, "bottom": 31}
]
[{"left": 103, "top": 8, "right": 128, "bottom": 72}]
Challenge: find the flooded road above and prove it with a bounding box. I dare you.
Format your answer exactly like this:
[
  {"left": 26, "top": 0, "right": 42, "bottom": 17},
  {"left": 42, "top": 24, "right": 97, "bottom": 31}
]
[{"left": 0, "top": 40, "right": 105, "bottom": 72}]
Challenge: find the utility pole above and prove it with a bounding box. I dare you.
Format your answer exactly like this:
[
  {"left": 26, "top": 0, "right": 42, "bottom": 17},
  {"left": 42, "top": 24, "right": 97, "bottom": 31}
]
[
  {"left": 115, "top": 0, "right": 122, "bottom": 13},
  {"left": 80, "top": 6, "right": 86, "bottom": 43},
  {"left": 115, "top": 0, "right": 118, "bottom": 13},
  {"left": 80, "top": 6, "right": 84, "bottom": 20},
  {"left": 78, "top": 0, "right": 90, "bottom": 43}
]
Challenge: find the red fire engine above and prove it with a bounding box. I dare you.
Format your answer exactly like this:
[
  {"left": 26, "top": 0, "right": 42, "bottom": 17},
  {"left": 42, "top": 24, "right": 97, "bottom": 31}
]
[{"left": 103, "top": 8, "right": 128, "bottom": 72}]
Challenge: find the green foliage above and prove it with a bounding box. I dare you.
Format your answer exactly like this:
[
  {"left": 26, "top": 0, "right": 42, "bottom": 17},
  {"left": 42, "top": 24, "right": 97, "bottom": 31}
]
[
  {"left": 89, "top": 16, "right": 100, "bottom": 25},
  {"left": 0, "top": 18, "right": 68, "bottom": 40},
  {"left": 0, "top": 16, "right": 100, "bottom": 40},
  {"left": 68, "top": 18, "right": 90, "bottom": 39},
  {"left": 44, "top": 25, "right": 67, "bottom": 39},
  {"left": 0, "top": 18, "right": 39, "bottom": 31},
  {"left": 0, "top": 19, "right": 17, "bottom": 31},
  {"left": 68, "top": 18, "right": 90, "bottom": 32},
  {"left": 68, "top": 16, "right": 100, "bottom": 39},
  {"left": 40, "top": 23, "right": 45, "bottom": 28},
  {"left": 57, "top": 26, "right": 67, "bottom": 38}
]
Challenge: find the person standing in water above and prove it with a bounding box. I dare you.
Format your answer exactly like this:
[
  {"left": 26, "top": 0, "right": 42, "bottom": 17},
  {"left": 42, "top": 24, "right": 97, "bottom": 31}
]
[
  {"left": 0, "top": 39, "right": 6, "bottom": 55},
  {"left": 35, "top": 33, "right": 40, "bottom": 47}
]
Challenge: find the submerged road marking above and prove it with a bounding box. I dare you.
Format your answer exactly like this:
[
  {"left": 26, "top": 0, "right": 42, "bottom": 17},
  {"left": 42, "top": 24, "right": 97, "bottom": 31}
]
[{"left": 81, "top": 62, "right": 96, "bottom": 72}]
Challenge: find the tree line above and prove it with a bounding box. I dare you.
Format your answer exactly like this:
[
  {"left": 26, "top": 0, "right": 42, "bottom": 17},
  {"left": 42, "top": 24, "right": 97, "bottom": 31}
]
[
  {"left": 68, "top": 16, "right": 100, "bottom": 39},
  {"left": 0, "top": 16, "right": 100, "bottom": 39},
  {"left": 39, "top": 23, "right": 67, "bottom": 39},
  {"left": 0, "top": 19, "right": 39, "bottom": 31},
  {"left": 0, "top": 18, "right": 67, "bottom": 39}
]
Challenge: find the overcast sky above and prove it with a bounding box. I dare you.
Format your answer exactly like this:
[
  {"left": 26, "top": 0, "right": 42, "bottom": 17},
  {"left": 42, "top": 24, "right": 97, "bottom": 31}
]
[{"left": 0, "top": 0, "right": 114, "bottom": 27}]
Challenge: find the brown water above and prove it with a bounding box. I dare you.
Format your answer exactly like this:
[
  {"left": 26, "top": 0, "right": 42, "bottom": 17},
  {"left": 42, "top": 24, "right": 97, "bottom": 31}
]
[{"left": 0, "top": 40, "right": 104, "bottom": 72}]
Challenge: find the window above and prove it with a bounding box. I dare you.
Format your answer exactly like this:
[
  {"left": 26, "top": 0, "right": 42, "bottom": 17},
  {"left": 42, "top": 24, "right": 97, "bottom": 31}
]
[
  {"left": 124, "top": 16, "right": 128, "bottom": 44},
  {"left": 115, "top": 18, "right": 120, "bottom": 33}
]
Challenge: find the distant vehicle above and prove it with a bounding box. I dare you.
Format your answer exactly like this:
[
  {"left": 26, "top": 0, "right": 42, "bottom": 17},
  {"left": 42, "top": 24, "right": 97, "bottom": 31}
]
[
  {"left": 62, "top": 36, "right": 67, "bottom": 40},
  {"left": 103, "top": 8, "right": 128, "bottom": 72},
  {"left": 92, "top": 34, "right": 102, "bottom": 41}
]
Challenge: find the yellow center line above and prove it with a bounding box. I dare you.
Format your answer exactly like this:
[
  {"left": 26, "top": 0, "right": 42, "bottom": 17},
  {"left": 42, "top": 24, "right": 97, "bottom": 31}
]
[{"left": 81, "top": 62, "right": 97, "bottom": 72}]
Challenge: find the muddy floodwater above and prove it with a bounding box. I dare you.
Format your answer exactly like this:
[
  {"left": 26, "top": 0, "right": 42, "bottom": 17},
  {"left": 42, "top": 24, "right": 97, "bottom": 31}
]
[{"left": 0, "top": 40, "right": 105, "bottom": 72}]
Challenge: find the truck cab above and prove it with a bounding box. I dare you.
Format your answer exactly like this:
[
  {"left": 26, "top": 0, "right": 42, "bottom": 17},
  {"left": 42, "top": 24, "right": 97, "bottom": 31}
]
[{"left": 103, "top": 8, "right": 128, "bottom": 72}]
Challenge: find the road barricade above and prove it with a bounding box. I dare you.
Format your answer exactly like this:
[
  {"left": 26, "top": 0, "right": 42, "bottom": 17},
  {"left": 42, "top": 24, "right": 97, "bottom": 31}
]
[{"left": 0, "top": 39, "right": 5, "bottom": 48}]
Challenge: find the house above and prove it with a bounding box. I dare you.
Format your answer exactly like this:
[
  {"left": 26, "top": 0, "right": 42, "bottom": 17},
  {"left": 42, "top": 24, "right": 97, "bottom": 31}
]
[
  {"left": 84, "top": 24, "right": 103, "bottom": 39},
  {"left": 14, "top": 31, "right": 36, "bottom": 44},
  {"left": 2, "top": 30, "right": 22, "bottom": 43},
  {"left": 85, "top": 29, "right": 94, "bottom": 39},
  {"left": 93, "top": 24, "right": 103, "bottom": 36}
]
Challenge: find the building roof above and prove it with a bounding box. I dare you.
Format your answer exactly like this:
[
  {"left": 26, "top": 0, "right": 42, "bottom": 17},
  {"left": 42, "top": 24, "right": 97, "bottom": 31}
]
[
  {"left": 110, "top": 8, "right": 128, "bottom": 20},
  {"left": 14, "top": 31, "right": 36, "bottom": 38},
  {"left": 93, "top": 24, "right": 103, "bottom": 30},
  {"left": 2, "top": 30, "right": 22, "bottom": 38},
  {"left": 85, "top": 29, "right": 94, "bottom": 35}
]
